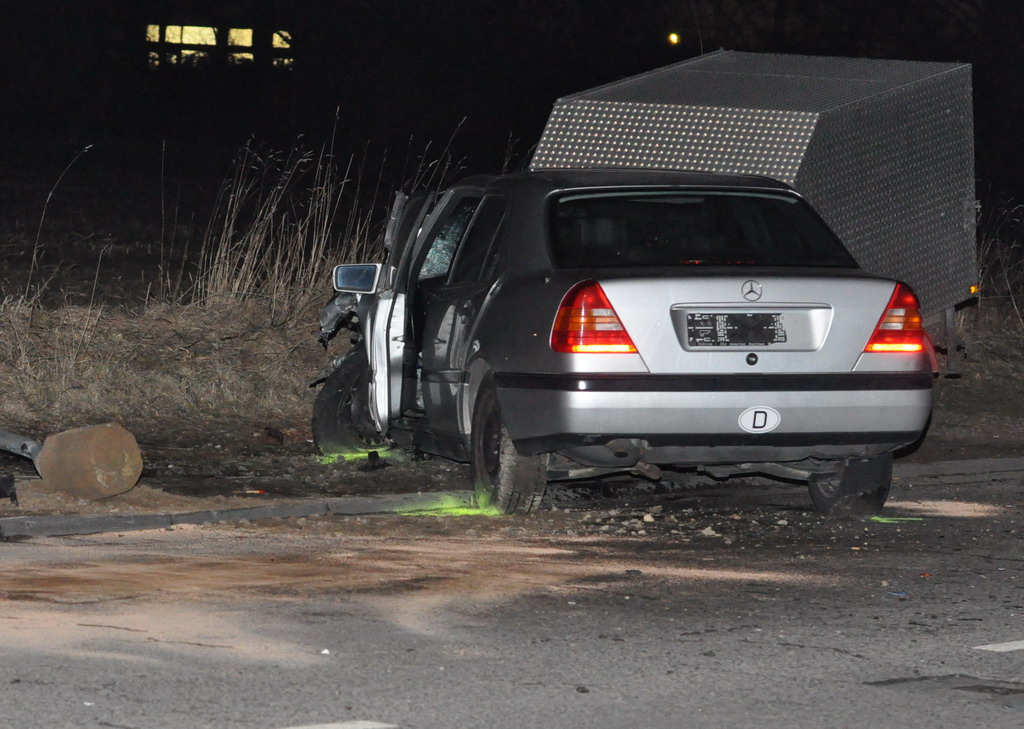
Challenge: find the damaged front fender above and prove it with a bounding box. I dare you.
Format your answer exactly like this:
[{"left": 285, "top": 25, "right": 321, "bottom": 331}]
[{"left": 318, "top": 291, "right": 359, "bottom": 347}]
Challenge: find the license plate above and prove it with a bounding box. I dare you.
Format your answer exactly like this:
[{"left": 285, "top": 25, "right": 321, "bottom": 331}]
[{"left": 687, "top": 313, "right": 788, "bottom": 347}]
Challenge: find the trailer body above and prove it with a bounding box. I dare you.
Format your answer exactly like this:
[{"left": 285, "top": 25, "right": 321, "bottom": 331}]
[{"left": 531, "top": 51, "right": 976, "bottom": 322}]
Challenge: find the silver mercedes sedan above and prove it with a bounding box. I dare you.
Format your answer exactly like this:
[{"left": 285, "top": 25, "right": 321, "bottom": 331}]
[{"left": 314, "top": 169, "right": 933, "bottom": 517}]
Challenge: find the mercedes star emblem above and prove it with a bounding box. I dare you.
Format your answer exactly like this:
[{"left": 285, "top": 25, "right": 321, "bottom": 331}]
[{"left": 741, "top": 280, "right": 763, "bottom": 301}]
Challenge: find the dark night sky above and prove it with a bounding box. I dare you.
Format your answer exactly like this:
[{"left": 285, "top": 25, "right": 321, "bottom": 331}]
[{"left": 2, "top": 0, "right": 1021, "bottom": 199}]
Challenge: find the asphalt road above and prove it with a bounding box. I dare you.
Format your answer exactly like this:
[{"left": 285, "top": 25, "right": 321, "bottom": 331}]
[{"left": 1, "top": 467, "right": 1022, "bottom": 729}]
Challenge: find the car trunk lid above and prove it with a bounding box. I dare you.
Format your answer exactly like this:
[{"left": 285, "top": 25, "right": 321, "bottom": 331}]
[{"left": 597, "top": 273, "right": 899, "bottom": 374}]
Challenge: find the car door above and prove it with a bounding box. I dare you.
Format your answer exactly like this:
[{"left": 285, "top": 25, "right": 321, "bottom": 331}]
[
  {"left": 364, "top": 191, "right": 432, "bottom": 432},
  {"left": 367, "top": 187, "right": 493, "bottom": 431},
  {"left": 419, "top": 194, "right": 508, "bottom": 436}
]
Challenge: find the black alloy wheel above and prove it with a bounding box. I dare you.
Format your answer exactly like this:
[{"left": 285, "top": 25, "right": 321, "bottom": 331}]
[{"left": 470, "top": 375, "right": 546, "bottom": 514}]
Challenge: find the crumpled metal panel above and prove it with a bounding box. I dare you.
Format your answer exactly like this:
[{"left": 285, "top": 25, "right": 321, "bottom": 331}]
[{"left": 531, "top": 51, "right": 975, "bottom": 316}]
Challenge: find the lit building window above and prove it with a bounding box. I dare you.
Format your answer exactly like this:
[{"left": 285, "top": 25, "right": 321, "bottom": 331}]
[
  {"left": 228, "top": 28, "right": 253, "bottom": 47},
  {"left": 145, "top": 25, "right": 292, "bottom": 69},
  {"left": 182, "top": 26, "right": 217, "bottom": 45},
  {"left": 180, "top": 49, "right": 211, "bottom": 66}
]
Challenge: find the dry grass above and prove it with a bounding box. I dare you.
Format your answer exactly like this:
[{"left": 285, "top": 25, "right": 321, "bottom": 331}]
[
  {"left": 191, "top": 142, "right": 370, "bottom": 317},
  {"left": 0, "top": 298, "right": 325, "bottom": 431},
  {"left": 0, "top": 141, "right": 384, "bottom": 434},
  {"left": 962, "top": 200, "right": 1024, "bottom": 359},
  {"left": 0, "top": 132, "right": 472, "bottom": 437}
]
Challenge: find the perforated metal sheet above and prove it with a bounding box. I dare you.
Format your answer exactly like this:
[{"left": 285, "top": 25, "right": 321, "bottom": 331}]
[
  {"left": 531, "top": 51, "right": 976, "bottom": 316},
  {"left": 531, "top": 100, "right": 817, "bottom": 183}
]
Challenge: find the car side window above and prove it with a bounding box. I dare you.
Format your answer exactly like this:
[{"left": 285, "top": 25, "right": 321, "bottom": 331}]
[
  {"left": 418, "top": 198, "right": 481, "bottom": 280},
  {"left": 447, "top": 195, "right": 507, "bottom": 284}
]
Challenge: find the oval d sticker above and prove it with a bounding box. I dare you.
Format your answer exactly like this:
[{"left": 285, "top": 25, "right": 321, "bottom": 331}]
[{"left": 739, "top": 406, "right": 781, "bottom": 433}]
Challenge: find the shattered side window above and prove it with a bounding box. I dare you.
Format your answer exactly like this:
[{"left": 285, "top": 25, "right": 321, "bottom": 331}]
[{"left": 418, "top": 198, "right": 481, "bottom": 280}]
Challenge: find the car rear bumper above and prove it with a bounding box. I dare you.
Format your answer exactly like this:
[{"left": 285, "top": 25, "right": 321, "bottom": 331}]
[{"left": 494, "top": 372, "right": 932, "bottom": 463}]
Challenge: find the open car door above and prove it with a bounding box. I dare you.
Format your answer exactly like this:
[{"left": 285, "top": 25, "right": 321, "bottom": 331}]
[{"left": 365, "top": 190, "right": 433, "bottom": 433}]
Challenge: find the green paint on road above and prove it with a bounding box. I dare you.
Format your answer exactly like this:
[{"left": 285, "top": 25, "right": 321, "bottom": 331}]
[
  {"left": 317, "top": 446, "right": 397, "bottom": 465},
  {"left": 398, "top": 493, "right": 501, "bottom": 518}
]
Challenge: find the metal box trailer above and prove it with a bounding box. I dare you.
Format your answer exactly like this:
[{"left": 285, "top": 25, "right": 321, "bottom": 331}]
[{"left": 531, "top": 50, "right": 976, "bottom": 334}]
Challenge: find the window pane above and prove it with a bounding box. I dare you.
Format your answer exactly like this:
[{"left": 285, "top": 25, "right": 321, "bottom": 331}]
[
  {"left": 180, "top": 49, "right": 210, "bottom": 66},
  {"left": 182, "top": 26, "right": 216, "bottom": 45},
  {"left": 448, "top": 196, "right": 507, "bottom": 283},
  {"left": 146, "top": 25, "right": 160, "bottom": 43},
  {"left": 228, "top": 28, "right": 253, "bottom": 47},
  {"left": 273, "top": 30, "right": 292, "bottom": 48},
  {"left": 229, "top": 52, "right": 254, "bottom": 65},
  {"left": 551, "top": 191, "right": 857, "bottom": 269},
  {"left": 165, "top": 25, "right": 182, "bottom": 44},
  {"left": 419, "top": 199, "right": 481, "bottom": 280}
]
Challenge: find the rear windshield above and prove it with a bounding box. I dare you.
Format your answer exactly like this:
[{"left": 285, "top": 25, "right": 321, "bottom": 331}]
[{"left": 551, "top": 190, "right": 857, "bottom": 269}]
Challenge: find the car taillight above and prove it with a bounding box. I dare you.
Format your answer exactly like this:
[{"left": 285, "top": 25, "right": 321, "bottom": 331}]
[
  {"left": 551, "top": 281, "right": 638, "bottom": 354},
  {"left": 864, "top": 283, "right": 926, "bottom": 353}
]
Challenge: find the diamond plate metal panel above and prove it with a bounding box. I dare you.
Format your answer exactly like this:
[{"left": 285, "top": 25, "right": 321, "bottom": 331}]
[{"left": 530, "top": 51, "right": 976, "bottom": 316}]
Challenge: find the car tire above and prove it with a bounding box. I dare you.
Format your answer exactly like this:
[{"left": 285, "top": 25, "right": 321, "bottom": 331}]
[
  {"left": 470, "top": 376, "right": 546, "bottom": 514},
  {"left": 312, "top": 347, "right": 387, "bottom": 456},
  {"left": 808, "top": 453, "right": 892, "bottom": 517}
]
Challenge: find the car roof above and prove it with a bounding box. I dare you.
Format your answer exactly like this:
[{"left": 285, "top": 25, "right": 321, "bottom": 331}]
[{"left": 456, "top": 167, "right": 796, "bottom": 195}]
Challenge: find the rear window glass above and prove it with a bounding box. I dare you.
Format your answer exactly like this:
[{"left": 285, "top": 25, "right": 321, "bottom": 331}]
[{"left": 551, "top": 190, "right": 857, "bottom": 269}]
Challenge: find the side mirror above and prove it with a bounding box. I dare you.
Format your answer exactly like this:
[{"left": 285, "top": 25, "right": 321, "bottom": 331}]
[{"left": 333, "top": 263, "right": 382, "bottom": 293}]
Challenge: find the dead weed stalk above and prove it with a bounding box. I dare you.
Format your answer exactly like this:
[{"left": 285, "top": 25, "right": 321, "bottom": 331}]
[
  {"left": 194, "top": 140, "right": 378, "bottom": 321},
  {"left": 968, "top": 200, "right": 1024, "bottom": 355},
  {"left": 2, "top": 135, "right": 465, "bottom": 429}
]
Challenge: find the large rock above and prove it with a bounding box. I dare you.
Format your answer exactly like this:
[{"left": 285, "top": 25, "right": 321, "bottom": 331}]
[{"left": 35, "top": 423, "right": 143, "bottom": 499}]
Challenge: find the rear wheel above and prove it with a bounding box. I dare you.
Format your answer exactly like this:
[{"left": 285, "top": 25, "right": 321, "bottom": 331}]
[
  {"left": 808, "top": 453, "right": 892, "bottom": 517},
  {"left": 312, "top": 347, "right": 388, "bottom": 456},
  {"left": 470, "top": 376, "right": 546, "bottom": 514}
]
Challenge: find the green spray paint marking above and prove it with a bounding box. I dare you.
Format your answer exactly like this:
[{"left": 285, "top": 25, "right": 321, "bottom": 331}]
[
  {"left": 869, "top": 516, "right": 925, "bottom": 524},
  {"left": 398, "top": 493, "right": 503, "bottom": 518},
  {"left": 316, "top": 446, "right": 399, "bottom": 465}
]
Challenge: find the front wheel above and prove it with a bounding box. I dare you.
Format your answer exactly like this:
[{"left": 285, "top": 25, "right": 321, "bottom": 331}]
[
  {"left": 808, "top": 453, "right": 892, "bottom": 518},
  {"left": 470, "top": 376, "right": 546, "bottom": 514},
  {"left": 312, "top": 347, "right": 388, "bottom": 456}
]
